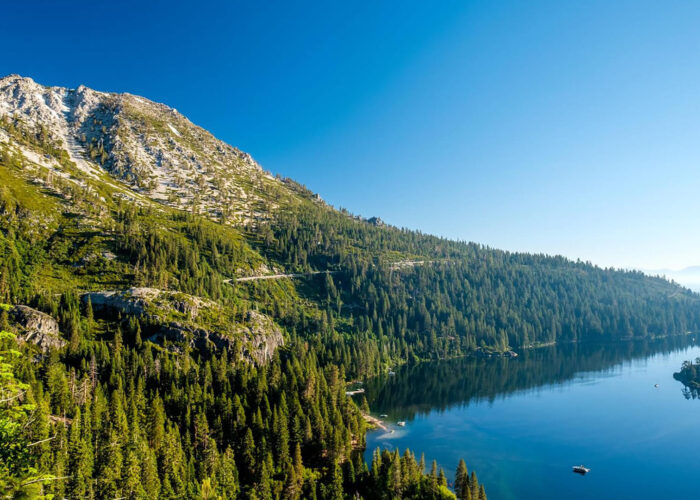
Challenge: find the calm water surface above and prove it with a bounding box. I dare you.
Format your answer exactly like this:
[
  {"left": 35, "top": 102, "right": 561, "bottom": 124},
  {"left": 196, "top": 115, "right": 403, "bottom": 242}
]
[{"left": 364, "top": 337, "right": 700, "bottom": 500}]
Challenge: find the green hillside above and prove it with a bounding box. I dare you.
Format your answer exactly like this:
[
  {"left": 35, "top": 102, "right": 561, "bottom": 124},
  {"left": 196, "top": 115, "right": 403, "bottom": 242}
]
[{"left": 1, "top": 76, "right": 698, "bottom": 499}]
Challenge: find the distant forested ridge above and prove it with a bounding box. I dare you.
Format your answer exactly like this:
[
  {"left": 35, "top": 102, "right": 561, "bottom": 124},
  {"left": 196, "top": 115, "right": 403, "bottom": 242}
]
[
  {"left": 1, "top": 75, "right": 699, "bottom": 498},
  {"left": 266, "top": 199, "right": 700, "bottom": 374}
]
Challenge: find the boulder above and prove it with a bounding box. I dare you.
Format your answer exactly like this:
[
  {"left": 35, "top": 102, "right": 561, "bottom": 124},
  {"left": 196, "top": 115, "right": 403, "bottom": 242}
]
[
  {"left": 10, "top": 305, "right": 66, "bottom": 351},
  {"left": 240, "top": 310, "right": 284, "bottom": 364},
  {"left": 147, "top": 310, "right": 284, "bottom": 365},
  {"left": 83, "top": 287, "right": 213, "bottom": 319}
]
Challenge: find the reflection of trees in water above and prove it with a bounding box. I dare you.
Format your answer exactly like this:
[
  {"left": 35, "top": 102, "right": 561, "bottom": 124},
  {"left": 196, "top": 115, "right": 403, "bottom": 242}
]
[
  {"left": 366, "top": 336, "right": 698, "bottom": 420},
  {"left": 674, "top": 357, "right": 700, "bottom": 400},
  {"left": 680, "top": 387, "right": 700, "bottom": 400}
]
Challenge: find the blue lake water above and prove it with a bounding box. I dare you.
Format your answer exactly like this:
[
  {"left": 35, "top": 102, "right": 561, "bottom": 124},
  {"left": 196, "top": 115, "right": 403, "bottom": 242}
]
[{"left": 364, "top": 337, "right": 700, "bottom": 500}]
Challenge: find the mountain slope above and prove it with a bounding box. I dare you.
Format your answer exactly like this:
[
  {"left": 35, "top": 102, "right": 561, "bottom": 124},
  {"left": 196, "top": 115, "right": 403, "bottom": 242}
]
[
  {"left": 1, "top": 73, "right": 699, "bottom": 370},
  {"left": 0, "top": 74, "right": 304, "bottom": 222},
  {"left": 2, "top": 74, "right": 699, "bottom": 499}
]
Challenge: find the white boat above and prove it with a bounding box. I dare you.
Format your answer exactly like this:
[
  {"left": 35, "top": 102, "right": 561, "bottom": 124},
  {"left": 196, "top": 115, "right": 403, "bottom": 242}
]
[
  {"left": 572, "top": 465, "right": 590, "bottom": 474},
  {"left": 397, "top": 421, "right": 406, "bottom": 427}
]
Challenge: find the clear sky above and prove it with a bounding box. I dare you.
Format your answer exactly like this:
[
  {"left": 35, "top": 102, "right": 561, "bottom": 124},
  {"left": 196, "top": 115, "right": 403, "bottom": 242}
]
[{"left": 2, "top": 1, "right": 700, "bottom": 270}]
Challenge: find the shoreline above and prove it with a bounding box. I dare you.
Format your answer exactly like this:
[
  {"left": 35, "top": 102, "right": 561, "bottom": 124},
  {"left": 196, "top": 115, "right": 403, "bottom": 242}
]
[
  {"left": 377, "top": 331, "right": 698, "bottom": 379},
  {"left": 363, "top": 414, "right": 389, "bottom": 432}
]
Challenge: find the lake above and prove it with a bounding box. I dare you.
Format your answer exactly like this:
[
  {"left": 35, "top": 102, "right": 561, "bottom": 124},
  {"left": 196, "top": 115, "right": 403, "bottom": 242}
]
[{"left": 363, "top": 336, "right": 700, "bottom": 500}]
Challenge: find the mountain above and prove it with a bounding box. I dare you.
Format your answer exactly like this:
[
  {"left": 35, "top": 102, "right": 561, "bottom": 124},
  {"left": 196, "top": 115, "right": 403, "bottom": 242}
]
[
  {"left": 0, "top": 74, "right": 304, "bottom": 222},
  {"left": 2, "top": 74, "right": 698, "bottom": 358},
  {"left": 1, "top": 74, "right": 699, "bottom": 498}
]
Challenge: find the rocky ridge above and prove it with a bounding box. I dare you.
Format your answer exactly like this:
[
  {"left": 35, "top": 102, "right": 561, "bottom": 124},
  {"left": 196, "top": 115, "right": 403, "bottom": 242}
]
[{"left": 0, "top": 74, "right": 292, "bottom": 224}]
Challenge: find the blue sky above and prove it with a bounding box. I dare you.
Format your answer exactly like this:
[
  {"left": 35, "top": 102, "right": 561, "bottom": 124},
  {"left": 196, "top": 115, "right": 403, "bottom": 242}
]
[{"left": 3, "top": 1, "right": 700, "bottom": 270}]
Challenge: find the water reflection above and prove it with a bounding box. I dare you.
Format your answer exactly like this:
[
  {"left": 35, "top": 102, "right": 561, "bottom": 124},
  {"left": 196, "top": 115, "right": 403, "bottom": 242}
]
[
  {"left": 674, "top": 356, "right": 700, "bottom": 400},
  {"left": 365, "top": 335, "right": 700, "bottom": 500},
  {"left": 680, "top": 386, "right": 700, "bottom": 400},
  {"left": 366, "top": 335, "right": 699, "bottom": 419}
]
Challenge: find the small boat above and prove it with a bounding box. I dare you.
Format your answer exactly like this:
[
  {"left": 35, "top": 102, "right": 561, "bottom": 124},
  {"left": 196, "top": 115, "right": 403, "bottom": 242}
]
[
  {"left": 397, "top": 421, "right": 406, "bottom": 427},
  {"left": 654, "top": 384, "right": 659, "bottom": 388},
  {"left": 379, "top": 414, "right": 388, "bottom": 418},
  {"left": 572, "top": 465, "right": 590, "bottom": 475}
]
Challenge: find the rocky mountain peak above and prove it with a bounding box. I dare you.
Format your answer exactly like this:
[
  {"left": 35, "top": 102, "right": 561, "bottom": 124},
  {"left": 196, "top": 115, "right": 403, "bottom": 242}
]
[{"left": 0, "top": 74, "right": 282, "bottom": 225}]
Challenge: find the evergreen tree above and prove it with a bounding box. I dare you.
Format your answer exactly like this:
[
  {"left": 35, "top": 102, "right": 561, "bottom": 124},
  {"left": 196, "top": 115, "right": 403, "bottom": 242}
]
[
  {"left": 67, "top": 408, "right": 92, "bottom": 498},
  {"left": 455, "top": 459, "right": 470, "bottom": 500}
]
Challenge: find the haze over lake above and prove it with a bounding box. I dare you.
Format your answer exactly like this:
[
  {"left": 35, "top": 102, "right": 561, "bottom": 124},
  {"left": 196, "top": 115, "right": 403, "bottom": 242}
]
[{"left": 364, "top": 337, "right": 700, "bottom": 500}]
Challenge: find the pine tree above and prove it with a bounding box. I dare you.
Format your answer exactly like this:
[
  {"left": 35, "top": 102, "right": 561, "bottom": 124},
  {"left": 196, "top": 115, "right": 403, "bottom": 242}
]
[
  {"left": 217, "top": 447, "right": 239, "bottom": 499},
  {"left": 430, "top": 460, "right": 438, "bottom": 482},
  {"left": 97, "top": 429, "right": 123, "bottom": 499},
  {"left": 438, "top": 467, "right": 448, "bottom": 487},
  {"left": 372, "top": 447, "right": 382, "bottom": 482},
  {"left": 85, "top": 296, "right": 94, "bottom": 337},
  {"left": 470, "top": 471, "right": 480, "bottom": 500},
  {"left": 141, "top": 443, "right": 161, "bottom": 500},
  {"left": 360, "top": 396, "right": 370, "bottom": 415},
  {"left": 0, "top": 308, "right": 8, "bottom": 331},
  {"left": 134, "top": 319, "right": 142, "bottom": 347},
  {"left": 389, "top": 450, "right": 402, "bottom": 498},
  {"left": 114, "top": 326, "right": 123, "bottom": 355},
  {"left": 258, "top": 460, "right": 273, "bottom": 500},
  {"left": 147, "top": 396, "right": 165, "bottom": 452},
  {"left": 282, "top": 461, "right": 300, "bottom": 500},
  {"left": 67, "top": 407, "right": 93, "bottom": 498},
  {"left": 455, "top": 459, "right": 470, "bottom": 500},
  {"left": 69, "top": 317, "right": 82, "bottom": 353},
  {"left": 292, "top": 442, "right": 304, "bottom": 494},
  {"left": 329, "top": 460, "right": 344, "bottom": 500},
  {"left": 241, "top": 428, "right": 257, "bottom": 479},
  {"left": 123, "top": 446, "right": 146, "bottom": 499}
]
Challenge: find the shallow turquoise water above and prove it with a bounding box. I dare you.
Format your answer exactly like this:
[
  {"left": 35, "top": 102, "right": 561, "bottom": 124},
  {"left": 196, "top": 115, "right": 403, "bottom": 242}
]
[{"left": 364, "top": 337, "right": 700, "bottom": 500}]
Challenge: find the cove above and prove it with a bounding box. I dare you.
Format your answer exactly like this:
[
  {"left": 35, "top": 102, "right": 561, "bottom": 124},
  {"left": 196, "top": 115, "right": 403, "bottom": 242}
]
[{"left": 363, "top": 336, "right": 700, "bottom": 500}]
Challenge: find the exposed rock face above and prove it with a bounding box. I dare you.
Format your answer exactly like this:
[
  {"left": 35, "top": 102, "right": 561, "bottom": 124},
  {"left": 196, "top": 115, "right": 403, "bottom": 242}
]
[
  {"left": 10, "top": 305, "right": 66, "bottom": 351},
  {"left": 238, "top": 311, "right": 285, "bottom": 365},
  {"left": 0, "top": 74, "right": 280, "bottom": 223},
  {"left": 84, "top": 287, "right": 159, "bottom": 316},
  {"left": 147, "top": 310, "right": 284, "bottom": 365},
  {"left": 84, "top": 288, "right": 283, "bottom": 364},
  {"left": 83, "top": 287, "right": 214, "bottom": 320}
]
